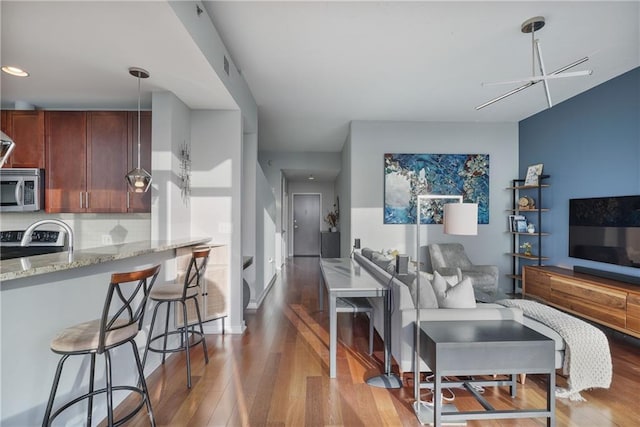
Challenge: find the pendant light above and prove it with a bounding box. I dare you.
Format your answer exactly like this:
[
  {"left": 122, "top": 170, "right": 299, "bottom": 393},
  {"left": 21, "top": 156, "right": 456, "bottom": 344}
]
[
  {"left": 0, "top": 131, "right": 16, "bottom": 167},
  {"left": 125, "top": 67, "right": 152, "bottom": 193}
]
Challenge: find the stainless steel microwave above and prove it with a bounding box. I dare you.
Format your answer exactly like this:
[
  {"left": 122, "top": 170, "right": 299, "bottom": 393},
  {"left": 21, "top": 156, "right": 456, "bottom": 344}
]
[{"left": 0, "top": 168, "right": 44, "bottom": 212}]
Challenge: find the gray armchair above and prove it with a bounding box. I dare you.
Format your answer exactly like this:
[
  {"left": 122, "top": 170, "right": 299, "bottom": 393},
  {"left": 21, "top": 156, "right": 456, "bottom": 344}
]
[{"left": 428, "top": 243, "right": 498, "bottom": 293}]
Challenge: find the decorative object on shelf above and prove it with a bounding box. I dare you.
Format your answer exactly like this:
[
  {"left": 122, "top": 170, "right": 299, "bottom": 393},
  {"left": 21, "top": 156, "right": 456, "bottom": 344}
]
[
  {"left": 476, "top": 16, "right": 592, "bottom": 110},
  {"left": 384, "top": 153, "right": 489, "bottom": 224},
  {"left": 515, "top": 219, "right": 528, "bottom": 233},
  {"left": 524, "top": 163, "right": 544, "bottom": 186},
  {"left": 324, "top": 203, "right": 339, "bottom": 231},
  {"left": 508, "top": 214, "right": 525, "bottom": 232},
  {"left": 520, "top": 242, "right": 532, "bottom": 256},
  {"left": 527, "top": 222, "right": 536, "bottom": 234},
  {"left": 518, "top": 195, "right": 536, "bottom": 209},
  {"left": 125, "top": 67, "right": 152, "bottom": 193},
  {"left": 179, "top": 139, "right": 191, "bottom": 204}
]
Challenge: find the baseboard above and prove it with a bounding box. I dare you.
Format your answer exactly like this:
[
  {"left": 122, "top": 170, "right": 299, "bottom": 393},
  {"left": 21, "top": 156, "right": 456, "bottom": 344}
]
[{"left": 247, "top": 272, "right": 278, "bottom": 310}]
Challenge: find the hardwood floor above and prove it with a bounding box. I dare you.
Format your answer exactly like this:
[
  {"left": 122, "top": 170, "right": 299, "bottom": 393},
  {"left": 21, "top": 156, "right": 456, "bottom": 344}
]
[{"left": 121, "top": 257, "right": 640, "bottom": 426}]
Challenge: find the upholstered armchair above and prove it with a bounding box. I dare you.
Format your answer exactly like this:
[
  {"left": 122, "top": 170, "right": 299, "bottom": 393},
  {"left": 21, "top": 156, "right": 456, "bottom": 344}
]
[{"left": 428, "top": 243, "right": 498, "bottom": 293}]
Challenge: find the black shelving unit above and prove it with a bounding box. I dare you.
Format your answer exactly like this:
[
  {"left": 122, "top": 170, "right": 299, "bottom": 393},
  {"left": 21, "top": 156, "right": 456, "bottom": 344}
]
[{"left": 506, "top": 175, "right": 550, "bottom": 293}]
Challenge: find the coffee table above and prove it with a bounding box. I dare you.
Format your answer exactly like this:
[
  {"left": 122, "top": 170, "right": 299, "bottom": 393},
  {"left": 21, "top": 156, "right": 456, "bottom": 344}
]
[{"left": 418, "top": 320, "right": 555, "bottom": 426}]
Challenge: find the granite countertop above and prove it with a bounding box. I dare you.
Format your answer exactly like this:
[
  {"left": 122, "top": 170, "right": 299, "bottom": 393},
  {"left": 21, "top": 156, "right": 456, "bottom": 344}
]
[{"left": 0, "top": 237, "right": 212, "bottom": 282}]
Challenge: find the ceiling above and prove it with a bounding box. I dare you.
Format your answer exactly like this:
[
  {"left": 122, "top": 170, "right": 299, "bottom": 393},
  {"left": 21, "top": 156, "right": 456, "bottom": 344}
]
[{"left": 2, "top": 1, "right": 639, "bottom": 156}]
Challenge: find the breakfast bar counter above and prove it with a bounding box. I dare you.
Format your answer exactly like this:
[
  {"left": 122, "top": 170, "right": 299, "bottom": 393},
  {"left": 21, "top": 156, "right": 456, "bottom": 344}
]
[
  {"left": 0, "top": 236, "right": 212, "bottom": 426},
  {"left": 0, "top": 236, "right": 211, "bottom": 283}
]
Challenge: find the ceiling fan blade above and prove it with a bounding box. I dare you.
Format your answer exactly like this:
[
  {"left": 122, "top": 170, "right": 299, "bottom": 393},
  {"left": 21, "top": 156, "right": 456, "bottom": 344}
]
[{"left": 482, "top": 70, "right": 593, "bottom": 86}]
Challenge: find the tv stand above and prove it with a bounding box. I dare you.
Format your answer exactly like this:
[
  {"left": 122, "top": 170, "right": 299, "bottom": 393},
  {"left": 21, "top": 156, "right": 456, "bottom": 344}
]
[
  {"left": 523, "top": 265, "right": 640, "bottom": 339},
  {"left": 573, "top": 266, "right": 640, "bottom": 286}
]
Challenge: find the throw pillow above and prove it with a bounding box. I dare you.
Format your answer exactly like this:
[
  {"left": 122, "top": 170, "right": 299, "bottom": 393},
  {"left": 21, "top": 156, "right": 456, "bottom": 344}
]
[
  {"left": 431, "top": 271, "right": 476, "bottom": 309},
  {"left": 408, "top": 271, "right": 439, "bottom": 308}
]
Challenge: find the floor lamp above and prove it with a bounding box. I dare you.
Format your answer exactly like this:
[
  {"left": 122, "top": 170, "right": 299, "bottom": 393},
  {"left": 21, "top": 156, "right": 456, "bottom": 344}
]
[{"left": 413, "top": 195, "right": 478, "bottom": 425}]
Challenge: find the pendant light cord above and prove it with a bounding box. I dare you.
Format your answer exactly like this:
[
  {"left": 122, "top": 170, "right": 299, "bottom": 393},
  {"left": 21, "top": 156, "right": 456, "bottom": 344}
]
[{"left": 137, "top": 74, "right": 141, "bottom": 170}]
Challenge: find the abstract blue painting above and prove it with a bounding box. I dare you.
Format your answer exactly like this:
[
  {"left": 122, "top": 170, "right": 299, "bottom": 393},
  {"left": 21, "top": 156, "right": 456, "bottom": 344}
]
[{"left": 384, "top": 153, "right": 489, "bottom": 224}]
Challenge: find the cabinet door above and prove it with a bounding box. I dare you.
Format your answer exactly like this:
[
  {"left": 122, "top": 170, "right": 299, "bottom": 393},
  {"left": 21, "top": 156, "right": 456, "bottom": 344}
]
[
  {"left": 45, "top": 111, "right": 87, "bottom": 212},
  {"left": 86, "top": 112, "right": 128, "bottom": 212},
  {"left": 3, "top": 111, "right": 45, "bottom": 168},
  {"left": 127, "top": 111, "right": 151, "bottom": 212}
]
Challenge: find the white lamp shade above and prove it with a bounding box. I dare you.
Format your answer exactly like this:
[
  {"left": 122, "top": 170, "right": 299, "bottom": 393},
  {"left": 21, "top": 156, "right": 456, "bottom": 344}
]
[{"left": 444, "top": 203, "right": 478, "bottom": 235}]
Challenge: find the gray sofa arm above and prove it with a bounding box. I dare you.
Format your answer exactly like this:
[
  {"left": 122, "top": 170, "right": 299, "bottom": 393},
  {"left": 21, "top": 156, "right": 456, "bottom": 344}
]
[{"left": 434, "top": 267, "right": 461, "bottom": 277}]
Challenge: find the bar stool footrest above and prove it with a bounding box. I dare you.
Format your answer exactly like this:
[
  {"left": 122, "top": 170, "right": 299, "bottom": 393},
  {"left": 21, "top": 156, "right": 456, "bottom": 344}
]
[{"left": 146, "top": 330, "right": 206, "bottom": 355}]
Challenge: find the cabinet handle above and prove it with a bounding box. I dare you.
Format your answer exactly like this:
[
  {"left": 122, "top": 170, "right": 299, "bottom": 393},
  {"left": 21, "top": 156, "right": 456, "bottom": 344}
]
[
  {"left": 86, "top": 192, "right": 89, "bottom": 209},
  {"left": 80, "top": 192, "right": 83, "bottom": 209},
  {"left": 126, "top": 192, "right": 130, "bottom": 209}
]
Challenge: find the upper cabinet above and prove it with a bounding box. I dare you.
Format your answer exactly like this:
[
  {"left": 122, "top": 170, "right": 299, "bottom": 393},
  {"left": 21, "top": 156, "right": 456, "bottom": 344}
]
[
  {"left": 0, "top": 110, "right": 45, "bottom": 168},
  {"left": 45, "top": 111, "right": 151, "bottom": 213}
]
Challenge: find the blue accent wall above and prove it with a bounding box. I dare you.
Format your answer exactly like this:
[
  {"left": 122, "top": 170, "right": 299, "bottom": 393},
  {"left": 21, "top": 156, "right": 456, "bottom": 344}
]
[{"left": 519, "top": 67, "right": 640, "bottom": 279}]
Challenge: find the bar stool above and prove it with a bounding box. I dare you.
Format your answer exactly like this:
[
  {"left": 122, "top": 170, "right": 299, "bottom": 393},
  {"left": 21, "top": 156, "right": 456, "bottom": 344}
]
[
  {"left": 42, "top": 264, "right": 161, "bottom": 427},
  {"left": 142, "top": 247, "right": 210, "bottom": 388},
  {"left": 337, "top": 297, "right": 374, "bottom": 355}
]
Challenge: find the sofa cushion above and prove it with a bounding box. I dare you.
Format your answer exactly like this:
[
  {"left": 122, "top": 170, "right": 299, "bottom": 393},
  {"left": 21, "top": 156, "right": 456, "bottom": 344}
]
[
  {"left": 361, "top": 247, "right": 375, "bottom": 260},
  {"left": 371, "top": 252, "right": 395, "bottom": 273},
  {"left": 431, "top": 272, "right": 476, "bottom": 308}
]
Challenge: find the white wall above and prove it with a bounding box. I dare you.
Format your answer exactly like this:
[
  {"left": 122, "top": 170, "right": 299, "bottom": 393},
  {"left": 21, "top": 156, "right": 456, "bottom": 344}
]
[
  {"left": 349, "top": 121, "right": 518, "bottom": 292},
  {"left": 151, "top": 91, "right": 192, "bottom": 243},
  {"left": 336, "top": 132, "right": 352, "bottom": 256},
  {"left": 242, "top": 133, "right": 257, "bottom": 307},
  {"left": 189, "top": 110, "right": 245, "bottom": 334},
  {"left": 252, "top": 165, "right": 277, "bottom": 308}
]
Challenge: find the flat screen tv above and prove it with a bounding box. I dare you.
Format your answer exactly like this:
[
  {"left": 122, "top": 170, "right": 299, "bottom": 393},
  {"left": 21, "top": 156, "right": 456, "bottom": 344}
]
[{"left": 569, "top": 195, "right": 640, "bottom": 269}]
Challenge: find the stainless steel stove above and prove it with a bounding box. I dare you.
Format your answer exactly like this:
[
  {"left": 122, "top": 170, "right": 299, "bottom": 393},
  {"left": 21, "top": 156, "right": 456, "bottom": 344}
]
[{"left": 0, "top": 230, "right": 67, "bottom": 260}]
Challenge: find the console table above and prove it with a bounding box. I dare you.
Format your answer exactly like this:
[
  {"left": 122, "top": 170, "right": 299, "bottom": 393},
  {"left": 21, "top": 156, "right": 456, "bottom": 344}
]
[
  {"left": 418, "top": 320, "right": 555, "bottom": 426},
  {"left": 319, "top": 258, "right": 388, "bottom": 379}
]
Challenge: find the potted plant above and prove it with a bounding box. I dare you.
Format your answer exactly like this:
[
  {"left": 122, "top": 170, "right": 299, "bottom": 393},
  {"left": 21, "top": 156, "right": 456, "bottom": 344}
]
[
  {"left": 520, "top": 242, "right": 532, "bottom": 256},
  {"left": 325, "top": 204, "right": 339, "bottom": 232}
]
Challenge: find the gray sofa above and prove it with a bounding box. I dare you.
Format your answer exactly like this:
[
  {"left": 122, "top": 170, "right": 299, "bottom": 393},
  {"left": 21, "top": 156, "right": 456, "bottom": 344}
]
[{"left": 354, "top": 249, "right": 565, "bottom": 376}]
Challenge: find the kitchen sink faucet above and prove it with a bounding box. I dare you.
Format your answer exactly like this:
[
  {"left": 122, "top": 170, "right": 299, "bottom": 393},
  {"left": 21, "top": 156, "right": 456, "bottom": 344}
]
[{"left": 20, "top": 219, "right": 74, "bottom": 263}]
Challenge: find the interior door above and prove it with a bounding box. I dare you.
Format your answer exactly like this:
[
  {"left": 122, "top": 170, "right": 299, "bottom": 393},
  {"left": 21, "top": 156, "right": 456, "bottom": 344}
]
[{"left": 293, "top": 194, "right": 320, "bottom": 256}]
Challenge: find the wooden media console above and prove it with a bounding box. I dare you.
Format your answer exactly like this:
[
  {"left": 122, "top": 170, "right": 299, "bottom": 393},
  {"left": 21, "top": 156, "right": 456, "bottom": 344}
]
[{"left": 523, "top": 265, "right": 640, "bottom": 339}]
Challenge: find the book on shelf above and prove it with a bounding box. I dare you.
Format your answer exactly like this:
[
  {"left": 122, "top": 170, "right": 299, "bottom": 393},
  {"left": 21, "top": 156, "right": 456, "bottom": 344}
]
[{"left": 508, "top": 214, "right": 526, "bottom": 232}]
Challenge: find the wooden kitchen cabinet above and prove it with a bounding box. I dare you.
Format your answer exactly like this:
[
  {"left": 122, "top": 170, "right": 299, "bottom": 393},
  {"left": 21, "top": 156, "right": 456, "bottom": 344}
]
[
  {"left": 45, "top": 111, "right": 87, "bottom": 212},
  {"left": 45, "top": 111, "right": 131, "bottom": 213},
  {"left": 127, "top": 111, "right": 152, "bottom": 212},
  {"left": 1, "top": 110, "right": 45, "bottom": 168}
]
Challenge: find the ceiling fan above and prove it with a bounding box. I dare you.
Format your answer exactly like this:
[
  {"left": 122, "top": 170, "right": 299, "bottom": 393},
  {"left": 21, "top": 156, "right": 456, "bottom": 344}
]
[{"left": 476, "top": 16, "right": 592, "bottom": 110}]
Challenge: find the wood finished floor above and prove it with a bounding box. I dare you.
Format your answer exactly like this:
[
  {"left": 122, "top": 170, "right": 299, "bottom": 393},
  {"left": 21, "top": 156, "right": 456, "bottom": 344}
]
[{"left": 121, "top": 257, "right": 640, "bottom": 426}]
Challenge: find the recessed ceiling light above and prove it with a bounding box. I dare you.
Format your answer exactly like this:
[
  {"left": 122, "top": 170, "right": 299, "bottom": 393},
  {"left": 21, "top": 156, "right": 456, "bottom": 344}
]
[
  {"left": 308, "top": 174, "right": 315, "bottom": 180},
  {"left": 1, "top": 66, "right": 29, "bottom": 77}
]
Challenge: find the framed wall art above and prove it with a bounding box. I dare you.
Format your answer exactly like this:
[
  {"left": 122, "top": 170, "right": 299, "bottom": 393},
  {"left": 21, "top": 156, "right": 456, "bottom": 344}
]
[{"left": 384, "top": 153, "right": 489, "bottom": 224}]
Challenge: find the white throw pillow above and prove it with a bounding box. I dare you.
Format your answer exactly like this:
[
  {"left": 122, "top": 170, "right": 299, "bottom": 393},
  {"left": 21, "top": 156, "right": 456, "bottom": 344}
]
[
  {"left": 431, "top": 271, "right": 477, "bottom": 309},
  {"left": 408, "top": 271, "right": 439, "bottom": 308}
]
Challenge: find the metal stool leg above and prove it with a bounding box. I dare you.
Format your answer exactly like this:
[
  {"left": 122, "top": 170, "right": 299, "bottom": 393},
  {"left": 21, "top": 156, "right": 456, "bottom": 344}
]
[
  {"left": 130, "top": 340, "right": 156, "bottom": 427},
  {"left": 104, "top": 350, "right": 114, "bottom": 426},
  {"left": 181, "top": 300, "right": 192, "bottom": 388},
  {"left": 162, "top": 302, "right": 171, "bottom": 364},
  {"left": 87, "top": 353, "right": 96, "bottom": 426},
  {"left": 142, "top": 300, "right": 163, "bottom": 371},
  {"left": 42, "top": 354, "right": 70, "bottom": 427},
  {"left": 193, "top": 297, "right": 209, "bottom": 364}
]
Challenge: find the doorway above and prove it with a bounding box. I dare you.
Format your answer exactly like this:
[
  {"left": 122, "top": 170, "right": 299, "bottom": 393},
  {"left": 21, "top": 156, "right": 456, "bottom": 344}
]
[{"left": 292, "top": 193, "right": 321, "bottom": 256}]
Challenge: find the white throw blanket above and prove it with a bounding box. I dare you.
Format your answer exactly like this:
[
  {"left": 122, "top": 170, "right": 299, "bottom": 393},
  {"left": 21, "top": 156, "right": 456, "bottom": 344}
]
[{"left": 496, "top": 299, "right": 612, "bottom": 401}]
